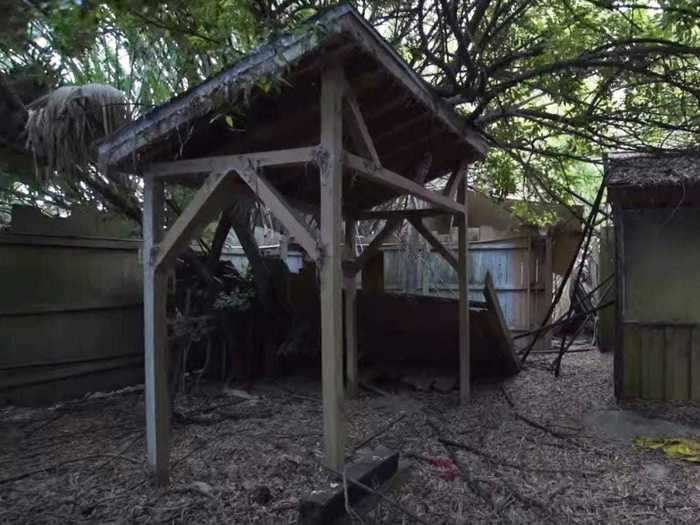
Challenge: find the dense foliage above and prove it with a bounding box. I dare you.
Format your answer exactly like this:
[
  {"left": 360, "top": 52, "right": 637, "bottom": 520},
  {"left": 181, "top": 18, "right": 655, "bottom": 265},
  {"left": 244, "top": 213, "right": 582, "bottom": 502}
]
[{"left": 1, "top": 0, "right": 699, "bottom": 220}]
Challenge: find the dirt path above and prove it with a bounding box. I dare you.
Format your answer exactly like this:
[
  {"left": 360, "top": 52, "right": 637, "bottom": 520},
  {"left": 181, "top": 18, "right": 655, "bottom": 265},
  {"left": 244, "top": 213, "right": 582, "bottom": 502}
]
[{"left": 2, "top": 351, "right": 700, "bottom": 524}]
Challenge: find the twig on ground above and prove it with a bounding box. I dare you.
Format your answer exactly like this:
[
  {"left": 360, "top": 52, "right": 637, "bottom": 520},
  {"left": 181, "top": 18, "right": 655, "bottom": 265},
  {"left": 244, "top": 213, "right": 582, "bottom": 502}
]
[
  {"left": 353, "top": 412, "right": 408, "bottom": 451},
  {"left": 501, "top": 385, "right": 575, "bottom": 440},
  {"left": 96, "top": 431, "right": 144, "bottom": 470},
  {"left": 514, "top": 413, "right": 574, "bottom": 440},
  {"left": 423, "top": 417, "right": 498, "bottom": 511},
  {"left": 437, "top": 437, "right": 602, "bottom": 476},
  {"left": 0, "top": 454, "right": 140, "bottom": 485}
]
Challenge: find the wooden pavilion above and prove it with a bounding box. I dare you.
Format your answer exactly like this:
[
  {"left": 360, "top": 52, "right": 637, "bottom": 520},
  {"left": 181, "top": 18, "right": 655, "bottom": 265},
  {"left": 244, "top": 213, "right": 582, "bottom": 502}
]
[{"left": 98, "top": 4, "right": 487, "bottom": 484}]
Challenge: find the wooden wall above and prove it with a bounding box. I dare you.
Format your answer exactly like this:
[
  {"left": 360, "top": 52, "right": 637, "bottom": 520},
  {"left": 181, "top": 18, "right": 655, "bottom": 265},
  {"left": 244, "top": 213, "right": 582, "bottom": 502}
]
[
  {"left": 622, "top": 323, "right": 700, "bottom": 401},
  {"left": 0, "top": 232, "right": 143, "bottom": 405},
  {"left": 597, "top": 226, "right": 616, "bottom": 352},
  {"left": 617, "top": 207, "right": 700, "bottom": 400}
]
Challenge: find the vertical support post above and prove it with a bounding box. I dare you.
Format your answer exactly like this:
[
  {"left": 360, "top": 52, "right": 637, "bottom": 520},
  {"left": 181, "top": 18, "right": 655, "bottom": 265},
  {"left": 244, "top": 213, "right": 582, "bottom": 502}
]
[
  {"left": 362, "top": 252, "right": 384, "bottom": 292},
  {"left": 344, "top": 220, "right": 358, "bottom": 398},
  {"left": 142, "top": 175, "right": 170, "bottom": 485},
  {"left": 543, "top": 233, "right": 553, "bottom": 351},
  {"left": 613, "top": 201, "right": 625, "bottom": 399},
  {"left": 457, "top": 170, "right": 470, "bottom": 403},
  {"left": 279, "top": 233, "right": 289, "bottom": 266},
  {"left": 526, "top": 234, "right": 532, "bottom": 332},
  {"left": 319, "top": 64, "right": 345, "bottom": 469}
]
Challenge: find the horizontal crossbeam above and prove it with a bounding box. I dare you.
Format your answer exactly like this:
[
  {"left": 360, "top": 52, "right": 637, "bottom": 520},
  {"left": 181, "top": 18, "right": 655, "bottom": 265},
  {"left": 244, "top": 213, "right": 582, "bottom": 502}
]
[
  {"left": 350, "top": 207, "right": 456, "bottom": 221},
  {"left": 344, "top": 152, "right": 464, "bottom": 214},
  {"left": 146, "top": 146, "right": 317, "bottom": 177}
]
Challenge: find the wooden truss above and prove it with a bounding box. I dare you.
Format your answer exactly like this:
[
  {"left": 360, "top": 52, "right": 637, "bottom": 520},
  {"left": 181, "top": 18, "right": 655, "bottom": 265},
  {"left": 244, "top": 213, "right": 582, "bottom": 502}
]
[{"left": 141, "top": 65, "right": 472, "bottom": 485}]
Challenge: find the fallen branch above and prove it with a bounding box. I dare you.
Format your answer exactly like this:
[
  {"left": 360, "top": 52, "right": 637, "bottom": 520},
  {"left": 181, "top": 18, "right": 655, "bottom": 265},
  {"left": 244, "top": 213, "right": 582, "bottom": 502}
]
[
  {"left": 514, "top": 413, "right": 573, "bottom": 440},
  {"left": 514, "top": 299, "right": 614, "bottom": 342},
  {"left": 0, "top": 454, "right": 141, "bottom": 485},
  {"left": 424, "top": 417, "right": 498, "bottom": 509},
  {"left": 500, "top": 386, "right": 575, "bottom": 440},
  {"left": 95, "top": 431, "right": 144, "bottom": 470},
  {"left": 353, "top": 412, "right": 408, "bottom": 451},
  {"left": 520, "top": 175, "right": 607, "bottom": 364},
  {"left": 437, "top": 438, "right": 601, "bottom": 476}
]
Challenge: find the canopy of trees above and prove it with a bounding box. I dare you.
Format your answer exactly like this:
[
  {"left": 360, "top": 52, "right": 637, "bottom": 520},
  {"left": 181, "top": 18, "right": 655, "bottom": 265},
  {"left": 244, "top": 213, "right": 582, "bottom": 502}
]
[{"left": 1, "top": 0, "right": 699, "bottom": 222}]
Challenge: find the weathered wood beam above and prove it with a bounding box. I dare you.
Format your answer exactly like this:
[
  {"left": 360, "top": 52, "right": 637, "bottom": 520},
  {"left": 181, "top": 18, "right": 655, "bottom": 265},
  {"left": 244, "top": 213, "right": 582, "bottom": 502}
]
[
  {"left": 457, "top": 174, "right": 470, "bottom": 404},
  {"left": 343, "top": 84, "right": 381, "bottom": 166},
  {"left": 351, "top": 218, "right": 402, "bottom": 274},
  {"left": 142, "top": 175, "right": 170, "bottom": 485},
  {"left": 320, "top": 64, "right": 345, "bottom": 470},
  {"left": 543, "top": 234, "right": 553, "bottom": 351},
  {"left": 344, "top": 220, "right": 359, "bottom": 398},
  {"left": 234, "top": 161, "right": 321, "bottom": 261},
  {"left": 344, "top": 152, "right": 464, "bottom": 214},
  {"left": 443, "top": 159, "right": 469, "bottom": 200},
  {"left": 409, "top": 217, "right": 458, "bottom": 273},
  {"left": 351, "top": 208, "right": 455, "bottom": 221},
  {"left": 154, "top": 171, "right": 234, "bottom": 269},
  {"left": 146, "top": 146, "right": 316, "bottom": 177},
  {"left": 337, "top": 15, "right": 488, "bottom": 158}
]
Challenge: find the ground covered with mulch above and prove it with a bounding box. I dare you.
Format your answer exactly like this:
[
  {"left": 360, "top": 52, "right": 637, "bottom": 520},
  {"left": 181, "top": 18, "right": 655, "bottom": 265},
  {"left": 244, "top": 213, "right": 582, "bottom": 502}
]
[{"left": 2, "top": 348, "right": 700, "bottom": 524}]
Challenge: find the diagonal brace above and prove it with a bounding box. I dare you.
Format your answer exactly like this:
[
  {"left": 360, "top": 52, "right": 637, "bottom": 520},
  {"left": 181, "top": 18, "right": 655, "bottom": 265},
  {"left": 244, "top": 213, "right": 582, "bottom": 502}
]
[
  {"left": 233, "top": 160, "right": 321, "bottom": 261},
  {"left": 154, "top": 171, "right": 235, "bottom": 270},
  {"left": 409, "top": 216, "right": 459, "bottom": 273},
  {"left": 350, "top": 217, "right": 403, "bottom": 275},
  {"left": 343, "top": 88, "right": 381, "bottom": 166}
]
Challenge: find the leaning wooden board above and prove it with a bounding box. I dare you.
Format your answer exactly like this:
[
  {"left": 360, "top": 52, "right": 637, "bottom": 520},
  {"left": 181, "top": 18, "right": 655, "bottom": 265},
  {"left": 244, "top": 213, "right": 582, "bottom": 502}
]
[{"left": 357, "top": 274, "right": 519, "bottom": 378}]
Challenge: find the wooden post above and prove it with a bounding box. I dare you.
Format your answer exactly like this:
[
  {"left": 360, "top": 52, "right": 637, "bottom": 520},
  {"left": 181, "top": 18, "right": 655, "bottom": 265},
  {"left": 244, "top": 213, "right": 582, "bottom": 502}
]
[
  {"left": 543, "top": 233, "right": 553, "bottom": 351},
  {"left": 457, "top": 172, "right": 470, "bottom": 404},
  {"left": 526, "top": 234, "right": 532, "bottom": 333},
  {"left": 279, "top": 233, "right": 289, "bottom": 266},
  {"left": 319, "top": 64, "right": 345, "bottom": 469},
  {"left": 362, "top": 253, "right": 384, "bottom": 293},
  {"left": 344, "top": 220, "right": 358, "bottom": 398},
  {"left": 142, "top": 174, "right": 170, "bottom": 485},
  {"left": 613, "top": 202, "right": 625, "bottom": 399}
]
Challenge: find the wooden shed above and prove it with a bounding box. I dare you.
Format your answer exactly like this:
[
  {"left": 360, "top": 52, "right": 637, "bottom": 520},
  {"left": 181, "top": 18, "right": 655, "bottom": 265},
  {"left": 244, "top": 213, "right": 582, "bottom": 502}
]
[
  {"left": 98, "top": 5, "right": 487, "bottom": 483},
  {"left": 606, "top": 152, "right": 700, "bottom": 401}
]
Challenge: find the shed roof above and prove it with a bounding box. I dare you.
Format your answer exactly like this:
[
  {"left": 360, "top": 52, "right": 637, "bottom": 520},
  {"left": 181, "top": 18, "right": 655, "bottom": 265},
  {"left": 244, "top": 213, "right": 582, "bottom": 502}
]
[
  {"left": 98, "top": 4, "right": 487, "bottom": 211},
  {"left": 607, "top": 151, "right": 700, "bottom": 188},
  {"left": 606, "top": 151, "right": 700, "bottom": 209}
]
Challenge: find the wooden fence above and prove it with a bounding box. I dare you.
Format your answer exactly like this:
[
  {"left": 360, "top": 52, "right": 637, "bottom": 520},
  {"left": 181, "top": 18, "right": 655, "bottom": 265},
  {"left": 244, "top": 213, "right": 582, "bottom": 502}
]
[
  {"left": 382, "top": 235, "right": 550, "bottom": 336},
  {"left": 0, "top": 232, "right": 143, "bottom": 405}
]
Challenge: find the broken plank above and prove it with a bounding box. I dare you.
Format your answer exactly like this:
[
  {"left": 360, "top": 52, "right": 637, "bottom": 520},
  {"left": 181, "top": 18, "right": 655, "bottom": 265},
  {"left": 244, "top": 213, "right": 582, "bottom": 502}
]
[{"left": 298, "top": 447, "right": 399, "bottom": 525}]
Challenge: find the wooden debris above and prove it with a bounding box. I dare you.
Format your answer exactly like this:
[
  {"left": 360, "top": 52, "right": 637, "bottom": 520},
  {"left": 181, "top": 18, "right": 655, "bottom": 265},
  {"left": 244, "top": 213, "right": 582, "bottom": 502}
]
[{"left": 298, "top": 446, "right": 399, "bottom": 525}]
